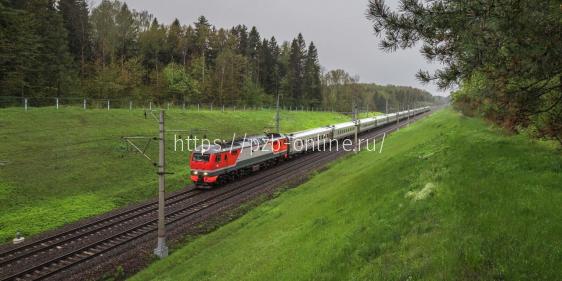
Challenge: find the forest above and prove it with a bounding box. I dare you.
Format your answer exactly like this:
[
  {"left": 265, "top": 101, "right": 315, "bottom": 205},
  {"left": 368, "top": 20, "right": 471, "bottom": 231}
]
[
  {"left": 367, "top": 0, "right": 561, "bottom": 142},
  {"left": 0, "top": 0, "right": 435, "bottom": 112}
]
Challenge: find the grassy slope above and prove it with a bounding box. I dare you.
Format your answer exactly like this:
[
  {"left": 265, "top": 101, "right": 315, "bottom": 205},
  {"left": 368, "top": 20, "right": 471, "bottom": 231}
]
[
  {"left": 0, "top": 107, "right": 351, "bottom": 242},
  {"left": 131, "top": 109, "right": 562, "bottom": 281}
]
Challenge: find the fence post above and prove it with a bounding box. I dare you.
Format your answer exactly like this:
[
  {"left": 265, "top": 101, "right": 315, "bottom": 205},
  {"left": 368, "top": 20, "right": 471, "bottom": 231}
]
[
  {"left": 222, "top": 105, "right": 224, "bottom": 112},
  {"left": 24, "top": 98, "right": 28, "bottom": 111},
  {"left": 243, "top": 105, "right": 246, "bottom": 111},
  {"left": 167, "top": 102, "right": 170, "bottom": 110},
  {"left": 197, "top": 104, "right": 200, "bottom": 111},
  {"left": 233, "top": 105, "right": 236, "bottom": 112},
  {"left": 56, "top": 98, "right": 59, "bottom": 110},
  {"left": 107, "top": 99, "right": 110, "bottom": 110},
  {"left": 129, "top": 100, "right": 133, "bottom": 111},
  {"left": 210, "top": 104, "right": 213, "bottom": 111},
  {"left": 83, "top": 98, "right": 87, "bottom": 110},
  {"left": 150, "top": 101, "right": 152, "bottom": 110},
  {"left": 183, "top": 102, "right": 185, "bottom": 110}
]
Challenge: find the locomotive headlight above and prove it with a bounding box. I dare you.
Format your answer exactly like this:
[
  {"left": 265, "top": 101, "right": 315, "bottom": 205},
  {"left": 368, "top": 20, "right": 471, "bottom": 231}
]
[
  {"left": 193, "top": 171, "right": 198, "bottom": 175},
  {"left": 203, "top": 172, "right": 208, "bottom": 176}
]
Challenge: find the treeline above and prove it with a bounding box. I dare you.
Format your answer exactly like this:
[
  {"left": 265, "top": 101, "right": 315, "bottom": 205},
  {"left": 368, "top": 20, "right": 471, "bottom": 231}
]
[
  {"left": 0, "top": 0, "right": 435, "bottom": 110},
  {"left": 321, "top": 69, "right": 434, "bottom": 113},
  {"left": 367, "top": 0, "right": 561, "bottom": 143},
  {"left": 0, "top": 0, "right": 322, "bottom": 106}
]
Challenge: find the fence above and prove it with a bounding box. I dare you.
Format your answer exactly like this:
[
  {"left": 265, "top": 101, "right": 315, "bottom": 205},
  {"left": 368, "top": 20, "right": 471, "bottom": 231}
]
[
  {"left": 0, "top": 96, "right": 345, "bottom": 113},
  {"left": 0, "top": 96, "right": 431, "bottom": 115}
]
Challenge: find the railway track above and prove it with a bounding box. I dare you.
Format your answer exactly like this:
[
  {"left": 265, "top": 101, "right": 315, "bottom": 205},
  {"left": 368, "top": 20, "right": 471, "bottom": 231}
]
[{"left": 0, "top": 110, "right": 430, "bottom": 281}]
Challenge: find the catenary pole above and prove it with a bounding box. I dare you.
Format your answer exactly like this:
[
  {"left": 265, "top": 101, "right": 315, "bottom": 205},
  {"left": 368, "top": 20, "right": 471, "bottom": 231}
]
[
  {"left": 385, "top": 98, "right": 388, "bottom": 114},
  {"left": 352, "top": 103, "right": 358, "bottom": 154},
  {"left": 154, "top": 111, "right": 168, "bottom": 258},
  {"left": 275, "top": 91, "right": 280, "bottom": 133}
]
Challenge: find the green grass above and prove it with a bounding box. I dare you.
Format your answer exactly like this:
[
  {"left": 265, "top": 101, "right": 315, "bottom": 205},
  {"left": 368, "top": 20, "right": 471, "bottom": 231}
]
[
  {"left": 130, "top": 108, "right": 562, "bottom": 281},
  {"left": 0, "top": 107, "right": 352, "bottom": 242}
]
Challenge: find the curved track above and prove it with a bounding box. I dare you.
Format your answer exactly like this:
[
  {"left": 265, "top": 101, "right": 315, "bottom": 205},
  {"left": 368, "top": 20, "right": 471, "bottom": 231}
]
[{"left": 0, "top": 110, "right": 430, "bottom": 281}]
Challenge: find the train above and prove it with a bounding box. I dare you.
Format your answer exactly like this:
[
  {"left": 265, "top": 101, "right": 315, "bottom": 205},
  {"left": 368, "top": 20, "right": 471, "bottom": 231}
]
[{"left": 189, "top": 106, "right": 430, "bottom": 187}]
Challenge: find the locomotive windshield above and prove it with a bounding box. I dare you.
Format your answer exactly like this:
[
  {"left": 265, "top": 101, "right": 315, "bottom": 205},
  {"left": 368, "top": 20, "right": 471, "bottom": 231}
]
[{"left": 192, "top": 153, "right": 210, "bottom": 162}]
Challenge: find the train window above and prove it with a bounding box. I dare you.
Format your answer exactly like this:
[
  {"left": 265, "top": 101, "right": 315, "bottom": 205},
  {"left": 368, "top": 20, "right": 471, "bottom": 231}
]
[
  {"left": 224, "top": 154, "right": 228, "bottom": 161},
  {"left": 216, "top": 154, "right": 221, "bottom": 163},
  {"left": 192, "top": 153, "right": 210, "bottom": 162}
]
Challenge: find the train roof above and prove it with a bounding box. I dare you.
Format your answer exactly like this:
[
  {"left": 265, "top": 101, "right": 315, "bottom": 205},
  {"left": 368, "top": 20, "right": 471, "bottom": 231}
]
[
  {"left": 333, "top": 121, "right": 357, "bottom": 129},
  {"left": 288, "top": 126, "right": 332, "bottom": 138},
  {"left": 359, "top": 116, "right": 377, "bottom": 123},
  {"left": 193, "top": 144, "right": 223, "bottom": 153},
  {"left": 193, "top": 133, "right": 285, "bottom": 153}
]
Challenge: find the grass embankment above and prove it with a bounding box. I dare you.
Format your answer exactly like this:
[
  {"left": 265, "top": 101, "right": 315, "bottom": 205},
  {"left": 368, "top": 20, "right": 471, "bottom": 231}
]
[
  {"left": 0, "top": 107, "right": 351, "bottom": 242},
  {"left": 131, "top": 108, "right": 562, "bottom": 281}
]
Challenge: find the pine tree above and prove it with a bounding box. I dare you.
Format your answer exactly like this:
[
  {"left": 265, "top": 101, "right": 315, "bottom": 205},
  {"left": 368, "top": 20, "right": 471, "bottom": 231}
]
[
  {"left": 194, "top": 15, "right": 210, "bottom": 56},
  {"left": 58, "top": 0, "right": 91, "bottom": 76},
  {"left": 258, "top": 38, "right": 269, "bottom": 91},
  {"left": 115, "top": 3, "right": 138, "bottom": 69},
  {"left": 268, "top": 37, "right": 281, "bottom": 96},
  {"left": 303, "top": 42, "right": 321, "bottom": 106},
  {"left": 0, "top": 0, "right": 40, "bottom": 96},
  {"left": 24, "top": 0, "right": 75, "bottom": 97},
  {"left": 90, "top": 0, "right": 120, "bottom": 67},
  {"left": 246, "top": 26, "right": 260, "bottom": 58},
  {"left": 179, "top": 25, "right": 194, "bottom": 68},
  {"left": 235, "top": 25, "right": 248, "bottom": 56},
  {"left": 258, "top": 37, "right": 280, "bottom": 95},
  {"left": 167, "top": 18, "right": 183, "bottom": 64},
  {"left": 247, "top": 26, "right": 261, "bottom": 82},
  {"left": 287, "top": 33, "right": 306, "bottom": 105},
  {"left": 367, "top": 0, "right": 561, "bottom": 142},
  {"left": 139, "top": 18, "right": 166, "bottom": 91}
]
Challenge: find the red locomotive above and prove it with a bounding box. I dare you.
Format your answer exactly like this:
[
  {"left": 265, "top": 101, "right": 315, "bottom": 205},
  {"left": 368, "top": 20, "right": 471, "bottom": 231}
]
[{"left": 190, "top": 133, "right": 288, "bottom": 186}]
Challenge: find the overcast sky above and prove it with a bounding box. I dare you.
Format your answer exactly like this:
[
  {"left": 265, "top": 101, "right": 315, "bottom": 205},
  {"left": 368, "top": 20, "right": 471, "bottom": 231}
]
[{"left": 91, "top": 0, "right": 447, "bottom": 96}]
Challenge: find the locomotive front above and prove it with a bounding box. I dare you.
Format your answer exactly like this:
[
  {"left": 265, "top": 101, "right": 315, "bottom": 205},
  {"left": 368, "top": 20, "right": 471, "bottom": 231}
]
[{"left": 189, "top": 144, "right": 227, "bottom": 185}]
